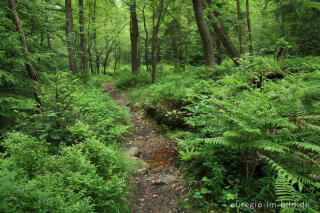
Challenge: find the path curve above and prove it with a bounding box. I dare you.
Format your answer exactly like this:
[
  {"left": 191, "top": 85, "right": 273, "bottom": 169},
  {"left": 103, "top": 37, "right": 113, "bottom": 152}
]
[{"left": 103, "top": 83, "right": 187, "bottom": 213}]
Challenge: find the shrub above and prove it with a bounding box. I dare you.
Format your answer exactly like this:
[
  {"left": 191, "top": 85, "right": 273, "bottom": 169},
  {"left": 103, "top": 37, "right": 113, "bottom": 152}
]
[{"left": 0, "top": 131, "right": 131, "bottom": 213}]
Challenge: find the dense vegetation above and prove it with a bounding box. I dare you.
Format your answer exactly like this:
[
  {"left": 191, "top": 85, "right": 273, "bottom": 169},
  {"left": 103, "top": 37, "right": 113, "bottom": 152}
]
[{"left": 1, "top": 0, "right": 320, "bottom": 212}]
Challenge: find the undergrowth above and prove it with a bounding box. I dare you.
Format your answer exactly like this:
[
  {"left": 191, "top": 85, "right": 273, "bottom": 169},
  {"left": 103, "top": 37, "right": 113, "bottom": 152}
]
[
  {"left": 130, "top": 56, "right": 320, "bottom": 212},
  {"left": 0, "top": 72, "right": 132, "bottom": 212}
]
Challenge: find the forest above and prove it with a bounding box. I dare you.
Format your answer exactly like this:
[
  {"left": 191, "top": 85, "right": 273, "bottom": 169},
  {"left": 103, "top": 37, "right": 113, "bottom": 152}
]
[{"left": 0, "top": 0, "right": 320, "bottom": 212}]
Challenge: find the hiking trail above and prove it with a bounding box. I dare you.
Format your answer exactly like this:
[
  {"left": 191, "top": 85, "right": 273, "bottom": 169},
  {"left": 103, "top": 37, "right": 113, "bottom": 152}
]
[{"left": 103, "top": 82, "right": 188, "bottom": 213}]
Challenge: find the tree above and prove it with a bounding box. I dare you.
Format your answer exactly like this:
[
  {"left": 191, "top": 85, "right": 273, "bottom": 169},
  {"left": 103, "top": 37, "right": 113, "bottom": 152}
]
[
  {"left": 142, "top": 2, "right": 149, "bottom": 71},
  {"left": 192, "top": 0, "right": 216, "bottom": 72},
  {"left": 150, "top": 0, "right": 169, "bottom": 83},
  {"left": 236, "top": 0, "right": 244, "bottom": 55},
  {"left": 8, "top": 0, "right": 42, "bottom": 106},
  {"left": 79, "top": 0, "right": 88, "bottom": 73},
  {"left": 201, "top": 0, "right": 240, "bottom": 66},
  {"left": 246, "top": 0, "right": 253, "bottom": 54},
  {"left": 65, "top": 0, "right": 78, "bottom": 74},
  {"left": 130, "top": 0, "right": 139, "bottom": 74}
]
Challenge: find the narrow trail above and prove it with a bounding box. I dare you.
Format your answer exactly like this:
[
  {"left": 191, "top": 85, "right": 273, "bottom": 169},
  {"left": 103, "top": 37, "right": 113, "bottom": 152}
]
[{"left": 103, "top": 83, "right": 187, "bottom": 213}]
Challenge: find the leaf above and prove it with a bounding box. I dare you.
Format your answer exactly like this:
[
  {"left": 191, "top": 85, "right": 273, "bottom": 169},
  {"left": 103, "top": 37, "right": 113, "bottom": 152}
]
[
  {"left": 200, "top": 188, "right": 211, "bottom": 194},
  {"left": 298, "top": 182, "right": 304, "bottom": 192},
  {"left": 50, "top": 134, "right": 61, "bottom": 140}
]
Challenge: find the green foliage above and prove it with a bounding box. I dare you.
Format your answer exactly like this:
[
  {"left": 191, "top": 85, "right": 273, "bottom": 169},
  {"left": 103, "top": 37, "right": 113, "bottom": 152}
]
[
  {"left": 0, "top": 73, "right": 132, "bottom": 212},
  {"left": 131, "top": 58, "right": 320, "bottom": 211},
  {"left": 14, "top": 71, "right": 130, "bottom": 144},
  {"left": 0, "top": 132, "right": 130, "bottom": 213},
  {"left": 115, "top": 66, "right": 151, "bottom": 89}
]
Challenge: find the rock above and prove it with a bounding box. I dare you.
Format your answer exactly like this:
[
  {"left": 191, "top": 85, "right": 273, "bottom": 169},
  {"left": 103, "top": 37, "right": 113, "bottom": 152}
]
[
  {"left": 152, "top": 174, "right": 176, "bottom": 185},
  {"left": 125, "top": 146, "right": 139, "bottom": 157},
  {"left": 135, "top": 168, "right": 148, "bottom": 175}
]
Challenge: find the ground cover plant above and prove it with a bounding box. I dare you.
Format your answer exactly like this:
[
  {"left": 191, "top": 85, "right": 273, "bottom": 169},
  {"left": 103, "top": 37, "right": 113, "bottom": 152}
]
[{"left": 1, "top": 0, "right": 320, "bottom": 212}]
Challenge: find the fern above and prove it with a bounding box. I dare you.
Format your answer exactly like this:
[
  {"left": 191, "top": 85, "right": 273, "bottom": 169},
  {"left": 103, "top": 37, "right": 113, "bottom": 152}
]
[
  {"left": 275, "top": 173, "right": 303, "bottom": 203},
  {"left": 285, "top": 141, "right": 320, "bottom": 154}
]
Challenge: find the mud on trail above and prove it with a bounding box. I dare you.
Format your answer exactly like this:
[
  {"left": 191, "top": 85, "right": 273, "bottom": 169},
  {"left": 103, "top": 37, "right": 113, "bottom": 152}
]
[{"left": 103, "top": 83, "right": 188, "bottom": 213}]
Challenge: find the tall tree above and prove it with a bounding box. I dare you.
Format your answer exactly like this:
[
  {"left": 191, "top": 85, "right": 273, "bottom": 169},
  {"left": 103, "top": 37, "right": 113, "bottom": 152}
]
[
  {"left": 8, "top": 0, "right": 42, "bottom": 106},
  {"left": 93, "top": 0, "right": 99, "bottom": 73},
  {"left": 151, "top": 0, "right": 168, "bottom": 83},
  {"left": 142, "top": 2, "right": 149, "bottom": 71},
  {"left": 79, "top": 0, "right": 88, "bottom": 73},
  {"left": 130, "top": 0, "right": 139, "bottom": 74},
  {"left": 236, "top": 0, "right": 244, "bottom": 55},
  {"left": 192, "top": 0, "right": 216, "bottom": 72},
  {"left": 65, "top": 0, "right": 78, "bottom": 74},
  {"left": 201, "top": 0, "right": 240, "bottom": 66},
  {"left": 246, "top": 0, "right": 253, "bottom": 54}
]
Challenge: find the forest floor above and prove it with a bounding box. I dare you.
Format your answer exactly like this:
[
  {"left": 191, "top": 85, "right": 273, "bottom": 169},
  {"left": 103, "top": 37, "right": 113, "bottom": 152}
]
[{"left": 103, "top": 83, "right": 188, "bottom": 213}]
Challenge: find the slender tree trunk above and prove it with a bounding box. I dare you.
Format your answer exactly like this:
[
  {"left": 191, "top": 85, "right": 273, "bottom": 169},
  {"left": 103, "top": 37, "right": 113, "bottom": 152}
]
[
  {"left": 151, "top": 0, "right": 167, "bottom": 83},
  {"left": 103, "top": 49, "right": 111, "bottom": 74},
  {"left": 93, "top": 0, "right": 99, "bottom": 74},
  {"left": 142, "top": 3, "right": 149, "bottom": 71},
  {"left": 130, "top": 1, "right": 139, "bottom": 74},
  {"left": 87, "top": 2, "right": 94, "bottom": 73},
  {"left": 236, "top": 0, "right": 244, "bottom": 55},
  {"left": 192, "top": 0, "right": 216, "bottom": 72},
  {"left": 8, "top": 0, "right": 41, "bottom": 106},
  {"left": 246, "top": 0, "right": 253, "bottom": 54},
  {"left": 65, "top": 0, "right": 77, "bottom": 74},
  {"left": 151, "top": 3, "right": 159, "bottom": 83},
  {"left": 47, "top": 25, "right": 51, "bottom": 49},
  {"left": 201, "top": 0, "right": 240, "bottom": 66},
  {"left": 79, "top": 0, "right": 88, "bottom": 73}
]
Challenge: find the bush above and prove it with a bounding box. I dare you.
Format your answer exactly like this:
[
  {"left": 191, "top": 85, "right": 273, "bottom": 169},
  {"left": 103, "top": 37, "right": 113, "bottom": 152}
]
[
  {"left": 0, "top": 73, "right": 132, "bottom": 212},
  {"left": 130, "top": 59, "right": 320, "bottom": 212},
  {"left": 0, "top": 131, "right": 131, "bottom": 212},
  {"left": 178, "top": 69, "right": 320, "bottom": 211},
  {"left": 115, "top": 68, "right": 151, "bottom": 89}
]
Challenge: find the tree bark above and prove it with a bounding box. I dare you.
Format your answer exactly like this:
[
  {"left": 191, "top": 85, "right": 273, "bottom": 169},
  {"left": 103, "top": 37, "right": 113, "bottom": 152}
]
[
  {"left": 192, "top": 0, "right": 216, "bottom": 72},
  {"left": 79, "top": 0, "right": 88, "bottom": 73},
  {"left": 236, "top": 0, "right": 244, "bottom": 55},
  {"left": 130, "top": 1, "right": 139, "bottom": 74},
  {"left": 201, "top": 0, "right": 240, "bottom": 66},
  {"left": 93, "top": 0, "right": 99, "bottom": 74},
  {"left": 47, "top": 25, "right": 51, "bottom": 49},
  {"left": 246, "top": 0, "right": 253, "bottom": 54},
  {"left": 142, "top": 3, "right": 149, "bottom": 71},
  {"left": 8, "top": 0, "right": 42, "bottom": 106},
  {"left": 151, "top": 0, "right": 167, "bottom": 83},
  {"left": 65, "top": 0, "right": 77, "bottom": 74}
]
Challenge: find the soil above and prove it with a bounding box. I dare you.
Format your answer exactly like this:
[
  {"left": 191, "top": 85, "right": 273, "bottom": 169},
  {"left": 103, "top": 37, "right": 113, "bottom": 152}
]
[{"left": 103, "top": 83, "right": 188, "bottom": 213}]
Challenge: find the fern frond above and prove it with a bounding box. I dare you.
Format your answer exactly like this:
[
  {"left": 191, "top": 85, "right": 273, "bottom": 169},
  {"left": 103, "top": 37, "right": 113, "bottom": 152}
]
[
  {"left": 204, "top": 137, "right": 239, "bottom": 148},
  {"left": 275, "top": 173, "right": 303, "bottom": 203},
  {"left": 249, "top": 140, "right": 288, "bottom": 153},
  {"left": 285, "top": 141, "right": 320, "bottom": 155},
  {"left": 260, "top": 155, "right": 299, "bottom": 185}
]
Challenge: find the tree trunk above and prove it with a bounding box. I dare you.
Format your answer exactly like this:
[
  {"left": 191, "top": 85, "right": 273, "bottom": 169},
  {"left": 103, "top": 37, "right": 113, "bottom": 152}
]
[
  {"left": 93, "top": 0, "right": 98, "bottom": 74},
  {"left": 142, "top": 3, "right": 149, "bottom": 71},
  {"left": 246, "top": 0, "right": 253, "bottom": 55},
  {"left": 8, "top": 0, "right": 41, "bottom": 106},
  {"left": 192, "top": 0, "right": 216, "bottom": 72},
  {"left": 201, "top": 0, "right": 240, "bottom": 66},
  {"left": 47, "top": 25, "right": 51, "bottom": 49},
  {"left": 65, "top": 0, "right": 77, "bottom": 74},
  {"left": 236, "top": 0, "right": 244, "bottom": 55},
  {"left": 151, "top": 0, "right": 167, "bottom": 83},
  {"left": 130, "top": 1, "right": 139, "bottom": 74},
  {"left": 79, "top": 0, "right": 88, "bottom": 73}
]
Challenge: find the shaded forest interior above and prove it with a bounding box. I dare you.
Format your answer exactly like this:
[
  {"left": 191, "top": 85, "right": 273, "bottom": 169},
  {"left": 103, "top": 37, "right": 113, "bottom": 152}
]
[{"left": 1, "top": 0, "right": 320, "bottom": 212}]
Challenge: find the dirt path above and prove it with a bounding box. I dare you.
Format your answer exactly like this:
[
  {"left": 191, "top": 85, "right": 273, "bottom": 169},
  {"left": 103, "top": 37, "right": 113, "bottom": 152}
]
[{"left": 103, "top": 83, "right": 187, "bottom": 213}]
